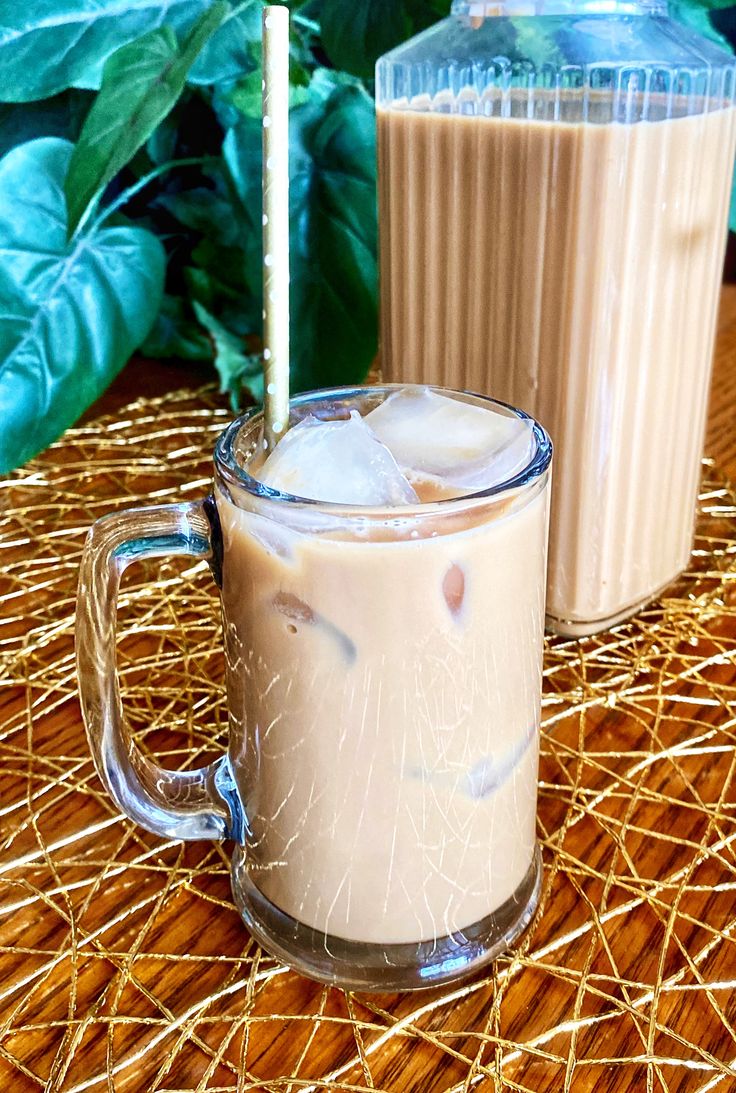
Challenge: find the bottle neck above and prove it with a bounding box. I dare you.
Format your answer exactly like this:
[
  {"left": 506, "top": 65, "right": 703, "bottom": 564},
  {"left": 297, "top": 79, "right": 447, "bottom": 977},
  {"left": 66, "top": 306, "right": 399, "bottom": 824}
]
[{"left": 451, "top": 0, "right": 667, "bottom": 15}]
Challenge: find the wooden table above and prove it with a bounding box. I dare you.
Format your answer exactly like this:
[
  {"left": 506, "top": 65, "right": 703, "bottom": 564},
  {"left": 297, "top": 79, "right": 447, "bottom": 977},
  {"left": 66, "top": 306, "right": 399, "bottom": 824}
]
[
  {"left": 1, "top": 290, "right": 736, "bottom": 1092},
  {"left": 706, "top": 284, "right": 736, "bottom": 479}
]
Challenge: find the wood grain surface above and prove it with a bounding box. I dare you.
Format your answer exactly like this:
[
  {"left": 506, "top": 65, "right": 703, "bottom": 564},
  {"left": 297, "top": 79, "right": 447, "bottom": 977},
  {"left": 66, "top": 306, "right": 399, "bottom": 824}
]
[
  {"left": 707, "top": 285, "right": 736, "bottom": 479},
  {"left": 1, "top": 288, "right": 735, "bottom": 1092}
]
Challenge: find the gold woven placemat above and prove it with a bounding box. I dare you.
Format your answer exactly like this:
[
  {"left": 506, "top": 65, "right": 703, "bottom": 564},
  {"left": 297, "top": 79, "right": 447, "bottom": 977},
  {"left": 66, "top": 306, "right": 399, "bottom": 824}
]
[{"left": 1, "top": 386, "right": 735, "bottom": 1092}]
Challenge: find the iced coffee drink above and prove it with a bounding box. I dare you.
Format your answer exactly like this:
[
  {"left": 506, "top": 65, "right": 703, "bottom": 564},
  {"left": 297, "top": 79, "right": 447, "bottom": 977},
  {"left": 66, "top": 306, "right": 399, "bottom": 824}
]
[
  {"left": 376, "top": 2, "right": 736, "bottom": 636},
  {"left": 214, "top": 386, "right": 551, "bottom": 987}
]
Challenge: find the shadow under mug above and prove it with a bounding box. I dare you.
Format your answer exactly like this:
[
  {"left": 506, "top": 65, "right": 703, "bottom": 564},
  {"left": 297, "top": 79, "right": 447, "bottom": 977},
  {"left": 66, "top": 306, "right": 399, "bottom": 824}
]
[{"left": 76, "top": 385, "right": 552, "bottom": 991}]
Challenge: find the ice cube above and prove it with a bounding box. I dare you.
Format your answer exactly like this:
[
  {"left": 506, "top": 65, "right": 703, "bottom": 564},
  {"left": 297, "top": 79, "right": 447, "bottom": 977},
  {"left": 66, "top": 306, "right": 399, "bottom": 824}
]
[
  {"left": 257, "top": 411, "right": 419, "bottom": 505},
  {"left": 366, "top": 388, "right": 534, "bottom": 492},
  {"left": 442, "top": 563, "right": 465, "bottom": 618},
  {"left": 273, "top": 592, "right": 357, "bottom": 663}
]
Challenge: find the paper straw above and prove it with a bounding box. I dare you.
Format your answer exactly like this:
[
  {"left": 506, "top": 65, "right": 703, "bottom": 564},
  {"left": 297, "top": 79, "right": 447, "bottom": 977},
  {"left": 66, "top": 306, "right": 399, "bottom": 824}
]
[{"left": 261, "top": 4, "right": 290, "bottom": 452}]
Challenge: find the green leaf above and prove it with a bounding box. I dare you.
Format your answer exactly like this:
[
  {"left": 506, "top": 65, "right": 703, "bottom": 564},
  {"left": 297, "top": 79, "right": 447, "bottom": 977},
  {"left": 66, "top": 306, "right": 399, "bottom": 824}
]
[
  {"left": 689, "top": 0, "right": 736, "bottom": 10},
  {"left": 0, "top": 0, "right": 219, "bottom": 102},
  {"left": 188, "top": 0, "right": 264, "bottom": 84},
  {"left": 0, "top": 138, "right": 165, "bottom": 473},
  {"left": 319, "top": 0, "right": 411, "bottom": 79},
  {"left": 224, "top": 69, "right": 378, "bottom": 393},
  {"left": 64, "top": 4, "right": 228, "bottom": 236},
  {"left": 155, "top": 156, "right": 262, "bottom": 327},
  {"left": 193, "top": 300, "right": 262, "bottom": 406},
  {"left": 158, "top": 180, "right": 245, "bottom": 245},
  {"left": 141, "top": 294, "right": 213, "bottom": 359},
  {"left": 406, "top": 0, "right": 449, "bottom": 20},
  {"left": 318, "top": 0, "right": 448, "bottom": 78},
  {"left": 227, "top": 68, "right": 311, "bottom": 120},
  {"left": 0, "top": 1, "right": 270, "bottom": 103},
  {"left": 668, "top": 0, "right": 733, "bottom": 50},
  {"left": 0, "top": 91, "right": 92, "bottom": 159}
]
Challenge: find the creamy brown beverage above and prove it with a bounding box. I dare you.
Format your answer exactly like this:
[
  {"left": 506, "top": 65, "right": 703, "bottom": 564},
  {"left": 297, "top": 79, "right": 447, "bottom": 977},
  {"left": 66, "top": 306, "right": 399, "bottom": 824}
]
[
  {"left": 216, "top": 388, "right": 551, "bottom": 946},
  {"left": 378, "top": 100, "right": 736, "bottom": 633}
]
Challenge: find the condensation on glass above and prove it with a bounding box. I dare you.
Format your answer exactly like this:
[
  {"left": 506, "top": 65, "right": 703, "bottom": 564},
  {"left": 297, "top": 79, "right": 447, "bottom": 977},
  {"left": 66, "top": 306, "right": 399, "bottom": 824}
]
[
  {"left": 376, "top": 0, "right": 736, "bottom": 636},
  {"left": 76, "top": 387, "right": 552, "bottom": 990}
]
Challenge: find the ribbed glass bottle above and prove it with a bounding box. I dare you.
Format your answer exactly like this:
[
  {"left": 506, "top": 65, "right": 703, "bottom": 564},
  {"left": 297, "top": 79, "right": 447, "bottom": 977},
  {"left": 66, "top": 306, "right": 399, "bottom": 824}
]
[{"left": 376, "top": 0, "right": 736, "bottom": 636}]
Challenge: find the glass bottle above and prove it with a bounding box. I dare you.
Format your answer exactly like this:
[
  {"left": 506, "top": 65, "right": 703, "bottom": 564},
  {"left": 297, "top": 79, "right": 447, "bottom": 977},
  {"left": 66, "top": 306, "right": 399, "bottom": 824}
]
[{"left": 376, "top": 0, "right": 736, "bottom": 636}]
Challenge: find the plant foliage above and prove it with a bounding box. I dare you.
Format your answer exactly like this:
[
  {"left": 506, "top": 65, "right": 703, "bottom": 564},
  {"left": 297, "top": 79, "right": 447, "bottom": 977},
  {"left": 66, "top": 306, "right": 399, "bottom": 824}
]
[
  {"left": 0, "top": 139, "right": 164, "bottom": 472},
  {"left": 0, "top": 0, "right": 734, "bottom": 470}
]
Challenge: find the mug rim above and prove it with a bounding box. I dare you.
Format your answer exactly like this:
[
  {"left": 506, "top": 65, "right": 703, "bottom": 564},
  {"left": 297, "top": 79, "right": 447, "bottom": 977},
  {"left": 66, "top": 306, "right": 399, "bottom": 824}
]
[{"left": 214, "top": 383, "right": 552, "bottom": 514}]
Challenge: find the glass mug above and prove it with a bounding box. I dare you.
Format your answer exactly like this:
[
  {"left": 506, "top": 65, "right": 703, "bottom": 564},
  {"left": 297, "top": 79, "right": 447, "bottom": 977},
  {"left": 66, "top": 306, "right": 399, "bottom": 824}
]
[{"left": 76, "top": 385, "right": 552, "bottom": 991}]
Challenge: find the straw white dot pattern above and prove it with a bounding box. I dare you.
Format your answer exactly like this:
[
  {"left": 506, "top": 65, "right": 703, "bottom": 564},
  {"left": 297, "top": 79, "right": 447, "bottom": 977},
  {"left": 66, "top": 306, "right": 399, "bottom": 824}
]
[{"left": 261, "top": 4, "right": 290, "bottom": 453}]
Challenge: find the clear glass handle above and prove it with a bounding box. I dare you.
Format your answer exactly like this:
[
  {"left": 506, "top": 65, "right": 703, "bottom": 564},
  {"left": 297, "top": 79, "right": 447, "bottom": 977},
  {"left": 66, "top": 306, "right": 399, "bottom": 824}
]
[{"left": 76, "top": 499, "right": 237, "bottom": 841}]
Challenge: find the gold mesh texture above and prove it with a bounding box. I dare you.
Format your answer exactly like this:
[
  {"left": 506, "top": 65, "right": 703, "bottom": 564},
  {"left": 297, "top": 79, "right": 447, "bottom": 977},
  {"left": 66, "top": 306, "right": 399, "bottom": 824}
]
[{"left": 1, "top": 387, "right": 735, "bottom": 1092}]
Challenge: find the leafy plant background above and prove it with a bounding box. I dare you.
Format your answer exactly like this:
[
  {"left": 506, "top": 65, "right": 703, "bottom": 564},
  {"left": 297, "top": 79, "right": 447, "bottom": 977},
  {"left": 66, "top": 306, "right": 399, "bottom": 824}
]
[{"left": 0, "top": 0, "right": 733, "bottom": 471}]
